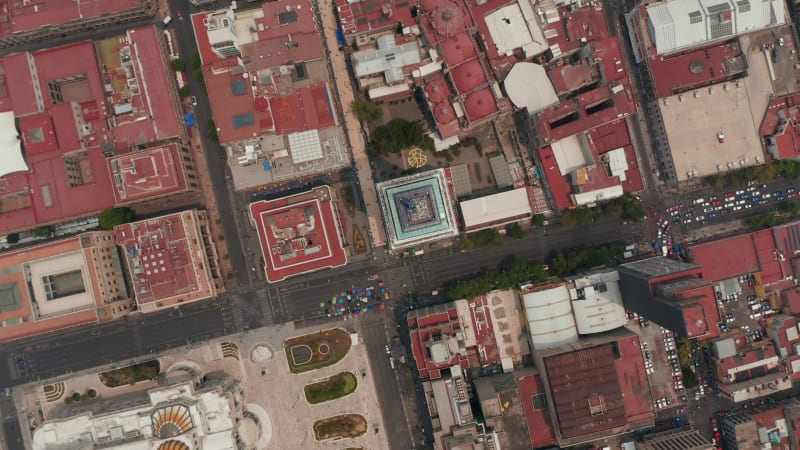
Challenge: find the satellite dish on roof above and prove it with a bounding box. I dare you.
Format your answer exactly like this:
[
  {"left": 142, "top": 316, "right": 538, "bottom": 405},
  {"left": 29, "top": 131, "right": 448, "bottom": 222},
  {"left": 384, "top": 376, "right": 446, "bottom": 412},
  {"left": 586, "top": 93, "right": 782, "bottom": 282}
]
[{"left": 243, "top": 72, "right": 249, "bottom": 78}]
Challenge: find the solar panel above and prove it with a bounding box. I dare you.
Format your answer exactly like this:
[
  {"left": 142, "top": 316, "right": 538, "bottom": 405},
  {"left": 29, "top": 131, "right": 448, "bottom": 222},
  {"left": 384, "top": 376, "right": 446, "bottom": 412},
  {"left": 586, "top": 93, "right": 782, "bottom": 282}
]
[
  {"left": 230, "top": 79, "right": 247, "bottom": 96},
  {"left": 232, "top": 112, "right": 255, "bottom": 129}
]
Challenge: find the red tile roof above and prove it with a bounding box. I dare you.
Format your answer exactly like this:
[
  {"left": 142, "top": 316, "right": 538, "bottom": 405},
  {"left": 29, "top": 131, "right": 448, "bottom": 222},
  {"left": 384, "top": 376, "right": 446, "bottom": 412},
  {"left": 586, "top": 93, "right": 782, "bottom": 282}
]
[
  {"left": 762, "top": 93, "right": 800, "bottom": 160},
  {"left": 687, "top": 234, "right": 759, "bottom": 281},
  {"left": 0, "top": 0, "right": 144, "bottom": 36},
  {"left": 550, "top": 62, "right": 601, "bottom": 95},
  {"left": 538, "top": 146, "right": 575, "bottom": 210},
  {"left": 270, "top": 84, "right": 336, "bottom": 135},
  {"left": 202, "top": 65, "right": 273, "bottom": 144},
  {"left": 0, "top": 235, "right": 101, "bottom": 342},
  {"left": 18, "top": 113, "right": 58, "bottom": 155},
  {"left": 407, "top": 305, "right": 469, "bottom": 379},
  {"left": 542, "top": 4, "right": 610, "bottom": 56},
  {"left": 0, "top": 35, "right": 184, "bottom": 234},
  {"left": 537, "top": 37, "right": 636, "bottom": 143},
  {"left": 0, "top": 52, "right": 38, "bottom": 115},
  {"left": 336, "top": 0, "right": 416, "bottom": 37},
  {"left": 249, "top": 186, "right": 347, "bottom": 283},
  {"left": 258, "top": 0, "right": 318, "bottom": 41},
  {"left": 675, "top": 284, "right": 719, "bottom": 339},
  {"left": 107, "top": 143, "right": 188, "bottom": 205},
  {"left": 516, "top": 371, "right": 557, "bottom": 448},
  {"left": 648, "top": 41, "right": 745, "bottom": 98},
  {"left": 615, "top": 334, "right": 656, "bottom": 424},
  {"left": 115, "top": 211, "right": 217, "bottom": 308},
  {"left": 240, "top": 33, "right": 323, "bottom": 72},
  {"left": 785, "top": 288, "right": 800, "bottom": 315},
  {"left": 439, "top": 32, "right": 477, "bottom": 67},
  {"left": 464, "top": 87, "right": 501, "bottom": 122},
  {"left": 753, "top": 229, "right": 787, "bottom": 284},
  {"left": 544, "top": 335, "right": 653, "bottom": 441},
  {"left": 190, "top": 11, "right": 223, "bottom": 66},
  {"left": 451, "top": 59, "right": 487, "bottom": 93},
  {"left": 110, "top": 26, "right": 183, "bottom": 150}
]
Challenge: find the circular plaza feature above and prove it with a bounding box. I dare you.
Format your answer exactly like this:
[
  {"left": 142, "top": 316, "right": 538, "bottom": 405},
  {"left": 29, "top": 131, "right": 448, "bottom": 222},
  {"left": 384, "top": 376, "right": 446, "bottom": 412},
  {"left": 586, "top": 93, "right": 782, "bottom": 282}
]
[{"left": 250, "top": 344, "right": 275, "bottom": 364}]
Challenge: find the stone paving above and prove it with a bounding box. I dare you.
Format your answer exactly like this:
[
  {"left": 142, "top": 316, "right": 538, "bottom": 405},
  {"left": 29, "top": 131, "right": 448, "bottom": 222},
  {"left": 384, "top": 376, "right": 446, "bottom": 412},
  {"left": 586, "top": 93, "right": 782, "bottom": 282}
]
[
  {"left": 15, "top": 319, "right": 390, "bottom": 450},
  {"left": 317, "top": 3, "right": 387, "bottom": 249}
]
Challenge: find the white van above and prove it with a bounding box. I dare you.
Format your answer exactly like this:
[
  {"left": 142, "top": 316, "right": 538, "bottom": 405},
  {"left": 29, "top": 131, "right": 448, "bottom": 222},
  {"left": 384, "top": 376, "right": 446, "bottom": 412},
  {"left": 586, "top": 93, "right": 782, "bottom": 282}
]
[{"left": 162, "top": 16, "right": 172, "bottom": 26}]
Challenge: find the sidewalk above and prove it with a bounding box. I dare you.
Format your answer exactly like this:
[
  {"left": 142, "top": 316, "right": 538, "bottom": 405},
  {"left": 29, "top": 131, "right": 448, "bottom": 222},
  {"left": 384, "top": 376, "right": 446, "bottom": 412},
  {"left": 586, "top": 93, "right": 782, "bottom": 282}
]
[
  {"left": 317, "top": 5, "right": 387, "bottom": 249},
  {"left": 186, "top": 119, "right": 233, "bottom": 281}
]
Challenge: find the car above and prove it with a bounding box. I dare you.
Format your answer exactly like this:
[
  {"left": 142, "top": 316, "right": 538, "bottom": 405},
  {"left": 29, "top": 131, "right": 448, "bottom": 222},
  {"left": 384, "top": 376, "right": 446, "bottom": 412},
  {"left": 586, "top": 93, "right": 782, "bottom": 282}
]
[
  {"left": 191, "top": 95, "right": 197, "bottom": 106},
  {"left": 709, "top": 212, "right": 718, "bottom": 218},
  {"left": 642, "top": 342, "right": 649, "bottom": 350},
  {"left": 740, "top": 193, "right": 751, "bottom": 199},
  {"left": 384, "top": 345, "right": 390, "bottom": 354},
  {"left": 711, "top": 418, "right": 718, "bottom": 425},
  {"left": 763, "top": 193, "right": 772, "bottom": 199},
  {"left": 790, "top": 192, "right": 799, "bottom": 199},
  {"left": 745, "top": 203, "right": 753, "bottom": 209},
  {"left": 777, "top": 195, "right": 785, "bottom": 201},
  {"left": 724, "top": 191, "right": 735, "bottom": 198},
  {"left": 788, "top": 188, "right": 796, "bottom": 194},
  {"left": 679, "top": 395, "right": 688, "bottom": 402},
  {"left": 696, "top": 215, "right": 705, "bottom": 221},
  {"left": 683, "top": 218, "right": 692, "bottom": 224},
  {"left": 733, "top": 206, "right": 743, "bottom": 211}
]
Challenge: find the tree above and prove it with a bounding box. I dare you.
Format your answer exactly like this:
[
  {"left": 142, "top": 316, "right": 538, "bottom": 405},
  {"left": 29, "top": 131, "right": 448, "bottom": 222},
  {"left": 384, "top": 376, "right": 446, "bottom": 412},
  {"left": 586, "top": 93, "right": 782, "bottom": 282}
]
[
  {"left": 31, "top": 227, "right": 52, "bottom": 237},
  {"left": 506, "top": 222, "right": 524, "bottom": 239},
  {"left": 178, "top": 86, "right": 191, "bottom": 98},
  {"left": 207, "top": 119, "right": 219, "bottom": 143},
  {"left": 366, "top": 119, "right": 434, "bottom": 158},
  {"left": 6, "top": 233, "right": 19, "bottom": 244},
  {"left": 351, "top": 99, "right": 383, "bottom": 122},
  {"left": 169, "top": 58, "right": 185, "bottom": 71},
  {"left": 531, "top": 214, "right": 547, "bottom": 226},
  {"left": 190, "top": 52, "right": 202, "bottom": 70},
  {"left": 99, "top": 207, "right": 134, "bottom": 230}
]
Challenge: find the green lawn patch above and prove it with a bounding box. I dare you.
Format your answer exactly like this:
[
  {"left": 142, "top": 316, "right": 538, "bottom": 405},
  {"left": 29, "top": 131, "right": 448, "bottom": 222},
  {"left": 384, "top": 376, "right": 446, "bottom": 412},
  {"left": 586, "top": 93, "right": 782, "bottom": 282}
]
[
  {"left": 284, "top": 328, "right": 351, "bottom": 374},
  {"left": 313, "top": 414, "right": 366, "bottom": 440},
  {"left": 304, "top": 371, "right": 357, "bottom": 404},
  {"left": 99, "top": 360, "right": 160, "bottom": 387}
]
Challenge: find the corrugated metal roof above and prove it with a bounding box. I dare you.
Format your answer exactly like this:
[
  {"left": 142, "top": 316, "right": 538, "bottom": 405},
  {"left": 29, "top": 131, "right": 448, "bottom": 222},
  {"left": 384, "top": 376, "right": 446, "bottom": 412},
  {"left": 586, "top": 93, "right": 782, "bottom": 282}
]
[
  {"left": 460, "top": 188, "right": 531, "bottom": 230},
  {"left": 646, "top": 0, "right": 785, "bottom": 55}
]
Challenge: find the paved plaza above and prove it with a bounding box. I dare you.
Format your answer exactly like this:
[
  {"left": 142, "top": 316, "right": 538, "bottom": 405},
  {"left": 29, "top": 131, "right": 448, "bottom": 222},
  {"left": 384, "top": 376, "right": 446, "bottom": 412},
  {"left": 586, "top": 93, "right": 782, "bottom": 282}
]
[{"left": 17, "top": 321, "right": 390, "bottom": 450}]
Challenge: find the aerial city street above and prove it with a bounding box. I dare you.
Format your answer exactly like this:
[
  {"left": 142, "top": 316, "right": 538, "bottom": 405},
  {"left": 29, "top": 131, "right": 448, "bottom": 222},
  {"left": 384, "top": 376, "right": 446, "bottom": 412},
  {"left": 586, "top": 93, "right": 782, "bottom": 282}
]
[{"left": 1, "top": 0, "right": 800, "bottom": 449}]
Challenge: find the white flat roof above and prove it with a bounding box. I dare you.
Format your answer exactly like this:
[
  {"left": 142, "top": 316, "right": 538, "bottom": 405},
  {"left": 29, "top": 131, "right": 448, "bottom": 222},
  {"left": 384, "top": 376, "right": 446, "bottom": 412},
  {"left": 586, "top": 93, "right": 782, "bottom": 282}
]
[
  {"left": 503, "top": 62, "right": 558, "bottom": 113},
  {"left": 485, "top": 3, "right": 546, "bottom": 57},
  {"left": 569, "top": 271, "right": 628, "bottom": 334},
  {"left": 460, "top": 188, "right": 531, "bottom": 230},
  {"left": 522, "top": 285, "right": 579, "bottom": 349},
  {"left": 646, "top": 0, "right": 785, "bottom": 54},
  {"left": 0, "top": 111, "right": 28, "bottom": 178},
  {"left": 572, "top": 185, "right": 624, "bottom": 206},
  {"left": 550, "top": 134, "right": 589, "bottom": 176},
  {"left": 26, "top": 251, "right": 95, "bottom": 318}
]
